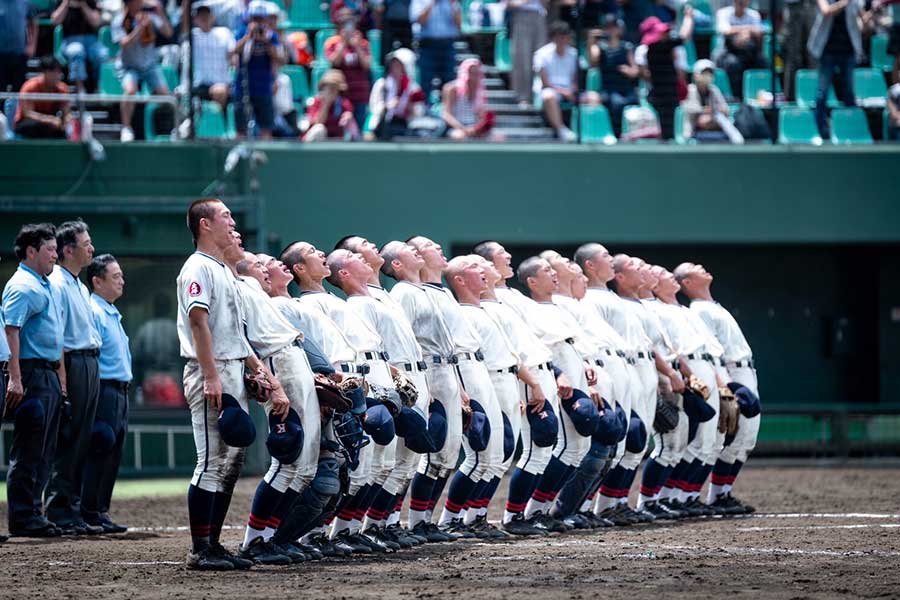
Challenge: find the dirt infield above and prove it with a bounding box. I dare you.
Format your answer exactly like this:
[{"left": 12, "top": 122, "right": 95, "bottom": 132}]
[{"left": 1, "top": 466, "right": 899, "bottom": 599}]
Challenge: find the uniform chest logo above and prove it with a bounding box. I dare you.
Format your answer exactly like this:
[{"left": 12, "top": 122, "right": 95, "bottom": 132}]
[
  {"left": 275, "top": 423, "right": 287, "bottom": 434},
  {"left": 189, "top": 282, "right": 202, "bottom": 297}
]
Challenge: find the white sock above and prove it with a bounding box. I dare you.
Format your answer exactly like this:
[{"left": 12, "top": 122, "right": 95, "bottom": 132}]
[
  {"left": 241, "top": 526, "right": 265, "bottom": 550},
  {"left": 438, "top": 507, "right": 460, "bottom": 527},
  {"left": 387, "top": 510, "right": 401, "bottom": 527},
  {"left": 523, "top": 498, "right": 546, "bottom": 519},
  {"left": 592, "top": 494, "right": 617, "bottom": 514},
  {"left": 463, "top": 507, "right": 478, "bottom": 525},
  {"left": 502, "top": 509, "right": 519, "bottom": 524},
  {"left": 707, "top": 483, "right": 726, "bottom": 504},
  {"left": 408, "top": 509, "right": 427, "bottom": 529},
  {"left": 329, "top": 519, "right": 352, "bottom": 539},
  {"left": 579, "top": 499, "right": 592, "bottom": 513},
  {"left": 349, "top": 518, "right": 362, "bottom": 534}
]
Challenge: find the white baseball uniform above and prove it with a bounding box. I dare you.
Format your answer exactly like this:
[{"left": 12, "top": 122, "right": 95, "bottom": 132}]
[
  {"left": 177, "top": 251, "right": 252, "bottom": 494},
  {"left": 237, "top": 277, "right": 321, "bottom": 492}
]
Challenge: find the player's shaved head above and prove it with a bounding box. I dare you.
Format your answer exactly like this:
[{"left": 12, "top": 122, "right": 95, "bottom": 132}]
[
  {"left": 187, "top": 198, "right": 223, "bottom": 244},
  {"left": 612, "top": 254, "right": 632, "bottom": 274},
  {"left": 573, "top": 243, "right": 605, "bottom": 269},
  {"left": 673, "top": 262, "right": 693, "bottom": 284},
  {"left": 334, "top": 235, "right": 363, "bottom": 252},
  {"left": 325, "top": 249, "right": 352, "bottom": 287},
  {"left": 472, "top": 241, "right": 500, "bottom": 260},
  {"left": 445, "top": 255, "right": 473, "bottom": 285},
  {"left": 516, "top": 256, "right": 545, "bottom": 288},
  {"left": 234, "top": 251, "right": 255, "bottom": 275},
  {"left": 280, "top": 241, "right": 310, "bottom": 274},
  {"left": 380, "top": 241, "right": 404, "bottom": 279},
  {"left": 539, "top": 249, "right": 561, "bottom": 262}
]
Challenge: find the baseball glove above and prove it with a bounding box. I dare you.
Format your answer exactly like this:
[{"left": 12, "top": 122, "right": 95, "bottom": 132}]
[
  {"left": 653, "top": 395, "right": 679, "bottom": 434},
  {"left": 244, "top": 367, "right": 274, "bottom": 403},
  {"left": 687, "top": 374, "right": 711, "bottom": 401},
  {"left": 461, "top": 404, "right": 474, "bottom": 432},
  {"left": 369, "top": 384, "right": 403, "bottom": 417},
  {"left": 338, "top": 376, "right": 367, "bottom": 398},
  {"left": 315, "top": 374, "right": 352, "bottom": 413},
  {"left": 391, "top": 371, "right": 418, "bottom": 408},
  {"left": 718, "top": 386, "right": 739, "bottom": 435}
]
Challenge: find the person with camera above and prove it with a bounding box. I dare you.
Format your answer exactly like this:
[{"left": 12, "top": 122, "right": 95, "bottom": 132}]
[
  {"left": 325, "top": 8, "right": 373, "bottom": 129},
  {"left": 714, "top": 0, "right": 766, "bottom": 100},
  {"left": 410, "top": 0, "right": 461, "bottom": 101},
  {"left": 232, "top": 0, "right": 283, "bottom": 140},
  {"left": 302, "top": 69, "right": 358, "bottom": 141},
  {"left": 111, "top": 0, "right": 172, "bottom": 142},
  {"left": 51, "top": 0, "right": 106, "bottom": 93}
]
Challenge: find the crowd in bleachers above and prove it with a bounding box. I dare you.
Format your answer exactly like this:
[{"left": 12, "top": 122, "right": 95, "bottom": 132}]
[{"left": 1, "top": 0, "right": 900, "bottom": 143}]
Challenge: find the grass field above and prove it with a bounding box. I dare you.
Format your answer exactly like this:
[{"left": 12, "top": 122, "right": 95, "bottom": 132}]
[{"left": 0, "top": 478, "right": 187, "bottom": 502}]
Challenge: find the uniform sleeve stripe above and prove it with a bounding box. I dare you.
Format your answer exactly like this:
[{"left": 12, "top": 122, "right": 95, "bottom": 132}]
[{"left": 187, "top": 301, "right": 210, "bottom": 312}]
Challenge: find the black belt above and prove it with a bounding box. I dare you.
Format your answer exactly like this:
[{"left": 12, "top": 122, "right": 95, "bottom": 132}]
[
  {"left": 20, "top": 358, "right": 61, "bottom": 371},
  {"left": 456, "top": 351, "right": 484, "bottom": 362},
  {"left": 67, "top": 348, "right": 100, "bottom": 358},
  {"left": 729, "top": 359, "right": 755, "bottom": 369},
  {"left": 418, "top": 37, "right": 457, "bottom": 48},
  {"left": 593, "top": 359, "right": 604, "bottom": 367},
  {"left": 636, "top": 351, "right": 649, "bottom": 360},
  {"left": 535, "top": 361, "right": 554, "bottom": 371},
  {"left": 101, "top": 379, "right": 130, "bottom": 393},
  {"left": 431, "top": 355, "right": 455, "bottom": 365},
  {"left": 687, "top": 352, "right": 714, "bottom": 363},
  {"left": 494, "top": 366, "right": 519, "bottom": 375},
  {"left": 402, "top": 361, "right": 429, "bottom": 373},
  {"left": 0, "top": 361, "right": 7, "bottom": 371},
  {"left": 363, "top": 351, "right": 390, "bottom": 362},
  {"left": 339, "top": 363, "right": 370, "bottom": 375},
  {"left": 670, "top": 360, "right": 680, "bottom": 370},
  {"left": 564, "top": 337, "right": 575, "bottom": 345}
]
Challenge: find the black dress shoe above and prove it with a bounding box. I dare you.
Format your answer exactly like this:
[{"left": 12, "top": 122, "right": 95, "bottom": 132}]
[{"left": 9, "top": 523, "right": 61, "bottom": 538}]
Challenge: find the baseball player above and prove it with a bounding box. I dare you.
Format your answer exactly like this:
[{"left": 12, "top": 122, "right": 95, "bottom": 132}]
[
  {"left": 82, "top": 254, "right": 131, "bottom": 534},
  {"left": 2, "top": 224, "right": 65, "bottom": 538},
  {"left": 223, "top": 242, "right": 322, "bottom": 565},
  {"left": 676, "top": 262, "right": 759, "bottom": 514},
  {"left": 177, "top": 198, "right": 289, "bottom": 571},
  {"left": 46, "top": 220, "right": 104, "bottom": 535},
  {"left": 279, "top": 240, "right": 398, "bottom": 553},
  {"left": 513, "top": 256, "right": 603, "bottom": 531},
  {"left": 379, "top": 240, "right": 462, "bottom": 542}
]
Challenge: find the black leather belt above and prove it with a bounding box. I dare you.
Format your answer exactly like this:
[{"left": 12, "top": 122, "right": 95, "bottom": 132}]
[
  {"left": 0, "top": 361, "right": 7, "bottom": 371},
  {"left": 20, "top": 358, "right": 61, "bottom": 371},
  {"left": 494, "top": 366, "right": 518, "bottom": 375},
  {"left": 729, "top": 359, "right": 755, "bottom": 368},
  {"left": 101, "top": 379, "right": 130, "bottom": 393},
  {"left": 67, "top": 348, "right": 100, "bottom": 358},
  {"left": 402, "top": 361, "right": 428, "bottom": 373},
  {"left": 363, "top": 351, "right": 390, "bottom": 362},
  {"left": 535, "top": 361, "right": 554, "bottom": 371},
  {"left": 636, "top": 352, "right": 649, "bottom": 360},
  {"left": 564, "top": 337, "right": 575, "bottom": 345},
  {"left": 456, "top": 351, "right": 484, "bottom": 362},
  {"left": 339, "top": 363, "right": 370, "bottom": 375},
  {"left": 431, "top": 355, "right": 457, "bottom": 365},
  {"left": 687, "top": 352, "right": 714, "bottom": 362},
  {"left": 593, "top": 359, "right": 604, "bottom": 367}
]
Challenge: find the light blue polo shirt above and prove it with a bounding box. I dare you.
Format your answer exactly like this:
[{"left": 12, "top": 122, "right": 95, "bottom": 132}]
[
  {"left": 91, "top": 293, "right": 133, "bottom": 382},
  {"left": 49, "top": 265, "right": 102, "bottom": 351},
  {"left": 2, "top": 263, "right": 64, "bottom": 361},
  {"left": 0, "top": 309, "right": 10, "bottom": 362}
]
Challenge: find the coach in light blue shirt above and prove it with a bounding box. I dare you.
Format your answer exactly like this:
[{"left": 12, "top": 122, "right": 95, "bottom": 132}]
[
  {"left": 2, "top": 223, "right": 64, "bottom": 537},
  {"left": 82, "top": 254, "right": 131, "bottom": 533},
  {"left": 45, "top": 220, "right": 105, "bottom": 534},
  {"left": 410, "top": 0, "right": 461, "bottom": 100}
]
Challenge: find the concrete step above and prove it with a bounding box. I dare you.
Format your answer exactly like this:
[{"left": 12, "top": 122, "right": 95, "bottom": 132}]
[
  {"left": 495, "top": 114, "right": 545, "bottom": 127},
  {"left": 485, "top": 103, "right": 542, "bottom": 117},
  {"left": 495, "top": 126, "right": 559, "bottom": 140},
  {"left": 455, "top": 52, "right": 480, "bottom": 64},
  {"left": 485, "top": 89, "right": 520, "bottom": 104},
  {"left": 484, "top": 77, "right": 505, "bottom": 90}
]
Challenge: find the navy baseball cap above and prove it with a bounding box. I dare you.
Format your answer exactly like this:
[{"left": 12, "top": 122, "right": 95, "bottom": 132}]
[
  {"left": 363, "top": 403, "right": 395, "bottom": 446},
  {"left": 90, "top": 420, "right": 117, "bottom": 454},
  {"left": 465, "top": 399, "right": 491, "bottom": 452},
  {"left": 593, "top": 399, "right": 625, "bottom": 445},
  {"left": 683, "top": 387, "right": 716, "bottom": 424},
  {"left": 560, "top": 388, "right": 601, "bottom": 437},
  {"left": 395, "top": 405, "right": 436, "bottom": 454},
  {"left": 267, "top": 407, "right": 304, "bottom": 464},
  {"left": 502, "top": 412, "right": 515, "bottom": 462},
  {"left": 345, "top": 382, "right": 367, "bottom": 416},
  {"left": 218, "top": 394, "right": 257, "bottom": 448},
  {"left": 613, "top": 403, "right": 628, "bottom": 443},
  {"left": 427, "top": 399, "right": 448, "bottom": 452},
  {"left": 526, "top": 399, "right": 559, "bottom": 448},
  {"left": 625, "top": 414, "right": 647, "bottom": 454},
  {"left": 728, "top": 382, "right": 761, "bottom": 418}
]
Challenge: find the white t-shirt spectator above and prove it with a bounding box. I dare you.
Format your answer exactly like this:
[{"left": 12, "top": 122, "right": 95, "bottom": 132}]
[
  {"left": 532, "top": 42, "right": 577, "bottom": 96},
  {"left": 191, "top": 26, "right": 235, "bottom": 87},
  {"left": 715, "top": 6, "right": 762, "bottom": 56}
]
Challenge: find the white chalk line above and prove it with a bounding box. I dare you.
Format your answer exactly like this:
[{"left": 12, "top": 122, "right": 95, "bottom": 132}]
[{"left": 737, "top": 523, "right": 900, "bottom": 532}]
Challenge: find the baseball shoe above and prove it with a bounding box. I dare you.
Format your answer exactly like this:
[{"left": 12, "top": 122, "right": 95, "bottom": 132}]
[
  {"left": 562, "top": 513, "right": 593, "bottom": 530},
  {"left": 441, "top": 518, "right": 476, "bottom": 539},
  {"left": 334, "top": 529, "right": 372, "bottom": 553},
  {"left": 372, "top": 525, "right": 411, "bottom": 549},
  {"left": 642, "top": 501, "right": 676, "bottom": 520},
  {"left": 501, "top": 514, "right": 546, "bottom": 536},
  {"left": 209, "top": 542, "right": 254, "bottom": 570},
  {"left": 595, "top": 507, "right": 629, "bottom": 527},
  {"left": 9, "top": 520, "right": 62, "bottom": 538},
  {"left": 386, "top": 523, "right": 423, "bottom": 546},
  {"left": 667, "top": 498, "right": 702, "bottom": 517},
  {"left": 238, "top": 537, "right": 293, "bottom": 565},
  {"left": 57, "top": 519, "right": 104, "bottom": 536},
  {"left": 88, "top": 518, "right": 128, "bottom": 534},
  {"left": 471, "top": 515, "right": 510, "bottom": 539},
  {"left": 186, "top": 547, "right": 235, "bottom": 571},
  {"left": 0, "top": 534, "right": 6, "bottom": 544},
  {"left": 292, "top": 541, "right": 323, "bottom": 560},
  {"left": 657, "top": 499, "right": 688, "bottom": 519},
  {"left": 630, "top": 506, "right": 657, "bottom": 523},
  {"left": 683, "top": 498, "right": 715, "bottom": 517},
  {"left": 309, "top": 533, "right": 352, "bottom": 557},
  {"left": 527, "top": 512, "right": 568, "bottom": 534},
  {"left": 410, "top": 521, "right": 453, "bottom": 542},
  {"left": 466, "top": 517, "right": 494, "bottom": 539},
  {"left": 709, "top": 494, "right": 745, "bottom": 516},
  {"left": 728, "top": 494, "right": 756, "bottom": 514},
  {"left": 356, "top": 530, "right": 395, "bottom": 553},
  {"left": 580, "top": 511, "right": 613, "bottom": 528},
  {"left": 275, "top": 542, "right": 309, "bottom": 563}
]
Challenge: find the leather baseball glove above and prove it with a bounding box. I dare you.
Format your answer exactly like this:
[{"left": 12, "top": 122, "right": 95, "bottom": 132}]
[
  {"left": 338, "top": 376, "right": 367, "bottom": 398},
  {"left": 718, "top": 386, "right": 739, "bottom": 435},
  {"left": 654, "top": 395, "right": 679, "bottom": 434},
  {"left": 392, "top": 371, "right": 418, "bottom": 408},
  {"left": 244, "top": 367, "right": 274, "bottom": 403},
  {"left": 687, "top": 374, "right": 711, "bottom": 401},
  {"left": 369, "top": 384, "right": 403, "bottom": 417},
  {"left": 315, "top": 373, "right": 352, "bottom": 413}
]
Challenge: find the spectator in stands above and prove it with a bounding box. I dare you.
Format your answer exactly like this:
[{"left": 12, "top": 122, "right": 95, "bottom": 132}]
[
  {"left": 808, "top": 0, "right": 868, "bottom": 137},
  {"left": 783, "top": 0, "right": 819, "bottom": 102},
  {"left": 621, "top": 0, "right": 654, "bottom": 45},
  {"left": 191, "top": 1, "right": 235, "bottom": 127},
  {"left": 534, "top": 21, "right": 599, "bottom": 142},
  {"left": 681, "top": 58, "right": 743, "bottom": 143},
  {"left": 442, "top": 57, "right": 497, "bottom": 140},
  {"left": 233, "top": 0, "right": 283, "bottom": 140},
  {"left": 508, "top": 0, "right": 547, "bottom": 107},
  {"left": 302, "top": 68, "right": 358, "bottom": 141},
  {"left": 0, "top": 0, "right": 37, "bottom": 94},
  {"left": 635, "top": 7, "right": 693, "bottom": 140},
  {"left": 52, "top": 0, "right": 106, "bottom": 93},
  {"left": 410, "top": 0, "right": 462, "bottom": 101},
  {"left": 368, "top": 49, "right": 425, "bottom": 139},
  {"left": 272, "top": 70, "right": 302, "bottom": 137},
  {"left": 374, "top": 0, "right": 413, "bottom": 63},
  {"left": 887, "top": 77, "right": 900, "bottom": 140},
  {"left": 112, "top": 0, "right": 173, "bottom": 142},
  {"left": 332, "top": 0, "right": 374, "bottom": 31},
  {"left": 325, "top": 7, "right": 373, "bottom": 128},
  {"left": 714, "top": 0, "right": 767, "bottom": 100},
  {"left": 14, "top": 57, "right": 71, "bottom": 139},
  {"left": 589, "top": 15, "right": 640, "bottom": 136}
]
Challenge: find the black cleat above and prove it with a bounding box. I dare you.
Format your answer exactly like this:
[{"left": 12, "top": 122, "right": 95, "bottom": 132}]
[
  {"left": 275, "top": 542, "right": 308, "bottom": 563},
  {"left": 387, "top": 523, "right": 424, "bottom": 545},
  {"left": 355, "top": 531, "right": 394, "bottom": 553},
  {"left": 441, "top": 518, "right": 476, "bottom": 539},
  {"left": 658, "top": 499, "right": 688, "bottom": 519},
  {"left": 238, "top": 537, "right": 292, "bottom": 565},
  {"left": 335, "top": 529, "right": 371, "bottom": 553},
  {"left": 308, "top": 533, "right": 352, "bottom": 557},
  {"left": 596, "top": 507, "right": 631, "bottom": 527},
  {"left": 292, "top": 541, "right": 323, "bottom": 560},
  {"left": 562, "top": 513, "right": 593, "bottom": 530},
  {"left": 371, "top": 525, "right": 408, "bottom": 549},
  {"left": 501, "top": 514, "right": 546, "bottom": 536},
  {"left": 186, "top": 547, "right": 235, "bottom": 571},
  {"left": 728, "top": 494, "right": 756, "bottom": 514},
  {"left": 411, "top": 521, "right": 452, "bottom": 542},
  {"left": 527, "top": 512, "right": 568, "bottom": 534},
  {"left": 210, "top": 542, "right": 254, "bottom": 570}
]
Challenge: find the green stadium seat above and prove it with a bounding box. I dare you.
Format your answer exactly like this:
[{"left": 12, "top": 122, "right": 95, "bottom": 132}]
[
  {"left": 714, "top": 68, "right": 733, "bottom": 99},
  {"left": 778, "top": 106, "right": 823, "bottom": 145},
  {"left": 99, "top": 25, "right": 119, "bottom": 59},
  {"left": 577, "top": 105, "right": 616, "bottom": 144},
  {"left": 283, "top": 65, "right": 311, "bottom": 102},
  {"left": 53, "top": 25, "right": 65, "bottom": 64},
  {"left": 621, "top": 103, "right": 661, "bottom": 142},
  {"left": 315, "top": 28, "right": 335, "bottom": 60},
  {"left": 494, "top": 30, "right": 511, "bottom": 74},
  {"left": 99, "top": 62, "right": 123, "bottom": 95},
  {"left": 743, "top": 68, "right": 780, "bottom": 106},
  {"left": 284, "top": 0, "right": 331, "bottom": 30},
  {"left": 196, "top": 101, "right": 236, "bottom": 139},
  {"left": 673, "top": 105, "right": 696, "bottom": 144},
  {"left": 853, "top": 68, "right": 888, "bottom": 107},
  {"left": 871, "top": 34, "right": 892, "bottom": 72},
  {"left": 794, "top": 68, "right": 838, "bottom": 109},
  {"left": 143, "top": 103, "right": 172, "bottom": 141},
  {"left": 368, "top": 29, "right": 381, "bottom": 65},
  {"left": 683, "top": 38, "right": 697, "bottom": 70},
  {"left": 371, "top": 64, "right": 384, "bottom": 83},
  {"left": 829, "top": 107, "right": 872, "bottom": 144},
  {"left": 586, "top": 67, "right": 601, "bottom": 94},
  {"left": 310, "top": 61, "right": 329, "bottom": 92},
  {"left": 687, "top": 0, "right": 714, "bottom": 33}
]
